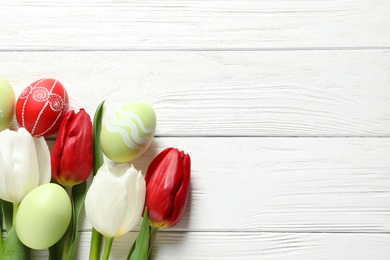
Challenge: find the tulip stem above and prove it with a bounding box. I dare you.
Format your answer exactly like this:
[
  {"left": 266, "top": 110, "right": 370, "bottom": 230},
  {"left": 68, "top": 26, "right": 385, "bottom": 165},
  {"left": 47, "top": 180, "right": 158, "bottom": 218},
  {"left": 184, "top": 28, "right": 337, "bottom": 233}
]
[
  {"left": 102, "top": 237, "right": 114, "bottom": 260},
  {"left": 148, "top": 227, "right": 159, "bottom": 259},
  {"left": 89, "top": 228, "right": 103, "bottom": 260},
  {"left": 12, "top": 202, "right": 20, "bottom": 226},
  {"left": 61, "top": 186, "right": 73, "bottom": 260}
]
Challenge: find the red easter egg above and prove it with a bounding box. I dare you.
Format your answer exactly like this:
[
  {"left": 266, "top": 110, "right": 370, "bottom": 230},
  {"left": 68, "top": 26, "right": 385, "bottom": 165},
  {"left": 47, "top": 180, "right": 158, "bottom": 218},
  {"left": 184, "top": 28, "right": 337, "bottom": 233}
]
[{"left": 16, "top": 78, "right": 69, "bottom": 137}]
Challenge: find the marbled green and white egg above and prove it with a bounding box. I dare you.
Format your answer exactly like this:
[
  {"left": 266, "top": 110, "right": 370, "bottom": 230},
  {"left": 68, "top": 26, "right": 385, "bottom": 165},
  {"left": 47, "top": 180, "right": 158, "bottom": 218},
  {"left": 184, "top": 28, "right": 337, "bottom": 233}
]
[
  {"left": 100, "top": 102, "right": 156, "bottom": 162},
  {"left": 0, "top": 78, "right": 15, "bottom": 131}
]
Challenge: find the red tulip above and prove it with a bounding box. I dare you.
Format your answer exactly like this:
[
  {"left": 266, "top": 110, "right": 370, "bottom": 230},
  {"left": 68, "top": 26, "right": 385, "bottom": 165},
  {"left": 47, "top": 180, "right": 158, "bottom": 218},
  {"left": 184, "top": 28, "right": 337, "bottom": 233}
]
[
  {"left": 145, "top": 147, "right": 191, "bottom": 228},
  {"left": 51, "top": 109, "right": 93, "bottom": 187}
]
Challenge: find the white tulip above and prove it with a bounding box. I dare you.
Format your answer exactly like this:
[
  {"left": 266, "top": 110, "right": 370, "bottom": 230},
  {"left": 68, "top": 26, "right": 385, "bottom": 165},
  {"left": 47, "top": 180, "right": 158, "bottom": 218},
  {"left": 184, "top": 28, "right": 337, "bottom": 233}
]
[
  {"left": 0, "top": 128, "right": 51, "bottom": 203},
  {"left": 85, "top": 162, "right": 146, "bottom": 238}
]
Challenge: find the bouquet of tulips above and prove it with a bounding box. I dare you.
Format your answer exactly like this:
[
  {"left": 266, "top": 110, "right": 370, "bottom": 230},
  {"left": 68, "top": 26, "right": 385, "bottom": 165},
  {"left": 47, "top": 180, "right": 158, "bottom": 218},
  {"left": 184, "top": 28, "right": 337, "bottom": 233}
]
[{"left": 0, "top": 78, "right": 191, "bottom": 260}]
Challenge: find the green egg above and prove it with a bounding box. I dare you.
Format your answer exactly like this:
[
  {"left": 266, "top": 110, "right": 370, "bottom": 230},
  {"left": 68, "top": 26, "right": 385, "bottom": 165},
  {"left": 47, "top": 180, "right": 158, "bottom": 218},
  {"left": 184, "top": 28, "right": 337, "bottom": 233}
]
[
  {"left": 100, "top": 102, "right": 156, "bottom": 162},
  {"left": 15, "top": 183, "right": 72, "bottom": 250},
  {"left": 0, "top": 78, "right": 16, "bottom": 131}
]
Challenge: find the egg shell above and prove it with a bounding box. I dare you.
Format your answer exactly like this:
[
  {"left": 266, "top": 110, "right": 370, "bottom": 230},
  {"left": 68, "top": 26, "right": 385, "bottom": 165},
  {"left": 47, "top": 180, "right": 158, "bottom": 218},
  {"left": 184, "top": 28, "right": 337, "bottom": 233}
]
[
  {"left": 0, "top": 78, "right": 15, "bottom": 131},
  {"left": 15, "top": 183, "right": 72, "bottom": 250},
  {"left": 15, "top": 78, "right": 69, "bottom": 137},
  {"left": 100, "top": 102, "right": 156, "bottom": 162}
]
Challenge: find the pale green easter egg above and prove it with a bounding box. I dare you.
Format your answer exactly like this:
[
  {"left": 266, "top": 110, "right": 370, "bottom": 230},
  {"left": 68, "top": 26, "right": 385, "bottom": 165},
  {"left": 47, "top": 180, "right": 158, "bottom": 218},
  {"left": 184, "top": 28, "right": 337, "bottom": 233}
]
[
  {"left": 0, "top": 78, "right": 16, "bottom": 130},
  {"left": 100, "top": 102, "right": 156, "bottom": 162},
  {"left": 15, "top": 183, "right": 72, "bottom": 250}
]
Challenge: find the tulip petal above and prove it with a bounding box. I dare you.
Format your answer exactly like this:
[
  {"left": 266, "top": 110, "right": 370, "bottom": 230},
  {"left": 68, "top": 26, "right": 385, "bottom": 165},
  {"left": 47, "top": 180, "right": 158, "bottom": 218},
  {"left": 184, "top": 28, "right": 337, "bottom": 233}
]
[
  {"left": 0, "top": 128, "right": 50, "bottom": 203},
  {"left": 34, "top": 136, "right": 51, "bottom": 185},
  {"left": 57, "top": 109, "right": 93, "bottom": 186},
  {"left": 0, "top": 149, "right": 8, "bottom": 200},
  {"left": 85, "top": 163, "right": 128, "bottom": 237},
  {"left": 167, "top": 152, "right": 191, "bottom": 227},
  {"left": 51, "top": 110, "right": 75, "bottom": 183},
  {"left": 12, "top": 128, "right": 40, "bottom": 202},
  {"left": 50, "top": 109, "right": 93, "bottom": 187},
  {"left": 144, "top": 148, "right": 173, "bottom": 184},
  {"left": 85, "top": 163, "right": 145, "bottom": 238},
  {"left": 119, "top": 165, "right": 145, "bottom": 235},
  {"left": 0, "top": 129, "right": 14, "bottom": 201},
  {"left": 146, "top": 148, "right": 183, "bottom": 227},
  {"left": 1, "top": 128, "right": 40, "bottom": 203}
]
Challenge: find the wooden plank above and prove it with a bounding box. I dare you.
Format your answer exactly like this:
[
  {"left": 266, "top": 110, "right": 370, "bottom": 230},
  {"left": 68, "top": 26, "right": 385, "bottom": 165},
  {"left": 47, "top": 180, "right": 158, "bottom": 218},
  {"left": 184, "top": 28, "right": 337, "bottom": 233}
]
[
  {"left": 30, "top": 232, "right": 390, "bottom": 259},
  {"left": 0, "top": 1, "right": 389, "bottom": 50},
  {"left": 64, "top": 137, "right": 390, "bottom": 233},
  {"left": 1, "top": 51, "right": 390, "bottom": 136}
]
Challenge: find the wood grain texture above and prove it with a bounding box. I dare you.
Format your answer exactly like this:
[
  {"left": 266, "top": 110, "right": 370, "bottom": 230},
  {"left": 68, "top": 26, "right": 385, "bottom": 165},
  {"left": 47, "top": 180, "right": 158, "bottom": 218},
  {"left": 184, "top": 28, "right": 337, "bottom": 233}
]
[
  {"left": 1, "top": 0, "right": 389, "bottom": 259},
  {"left": 1, "top": 51, "right": 389, "bottom": 137},
  {"left": 0, "top": 1, "right": 389, "bottom": 50},
  {"left": 61, "top": 137, "right": 390, "bottom": 233},
  {"left": 29, "top": 232, "right": 390, "bottom": 259}
]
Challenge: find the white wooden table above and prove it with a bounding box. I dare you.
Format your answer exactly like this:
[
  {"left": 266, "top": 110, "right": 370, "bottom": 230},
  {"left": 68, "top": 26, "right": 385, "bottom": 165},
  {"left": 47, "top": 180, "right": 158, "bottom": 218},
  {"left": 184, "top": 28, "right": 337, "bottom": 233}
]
[{"left": 1, "top": 1, "right": 390, "bottom": 259}]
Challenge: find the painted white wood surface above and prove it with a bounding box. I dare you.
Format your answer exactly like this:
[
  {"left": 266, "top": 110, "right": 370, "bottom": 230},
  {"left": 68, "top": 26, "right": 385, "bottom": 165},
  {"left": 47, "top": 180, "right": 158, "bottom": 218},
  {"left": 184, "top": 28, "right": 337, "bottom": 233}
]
[
  {"left": 43, "top": 137, "right": 389, "bottom": 234},
  {"left": 1, "top": 0, "right": 389, "bottom": 259},
  {"left": 1, "top": 51, "right": 390, "bottom": 136},
  {"left": 30, "top": 232, "right": 390, "bottom": 260},
  {"left": 0, "top": 1, "right": 389, "bottom": 50}
]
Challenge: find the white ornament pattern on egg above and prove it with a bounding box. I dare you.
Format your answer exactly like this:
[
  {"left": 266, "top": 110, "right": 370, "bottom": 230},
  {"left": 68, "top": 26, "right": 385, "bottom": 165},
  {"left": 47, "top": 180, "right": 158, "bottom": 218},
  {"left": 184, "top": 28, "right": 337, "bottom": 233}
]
[
  {"left": 105, "top": 109, "right": 154, "bottom": 150},
  {"left": 32, "top": 87, "right": 49, "bottom": 102},
  {"left": 48, "top": 94, "right": 64, "bottom": 112},
  {"left": 19, "top": 85, "right": 33, "bottom": 99},
  {"left": 19, "top": 79, "right": 66, "bottom": 112},
  {"left": 18, "top": 79, "right": 68, "bottom": 136}
]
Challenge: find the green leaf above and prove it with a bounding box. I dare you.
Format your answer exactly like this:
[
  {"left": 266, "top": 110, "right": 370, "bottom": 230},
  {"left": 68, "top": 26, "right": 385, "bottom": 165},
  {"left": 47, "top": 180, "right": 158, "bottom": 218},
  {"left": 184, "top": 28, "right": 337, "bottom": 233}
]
[
  {"left": 88, "top": 100, "right": 105, "bottom": 260},
  {"left": 93, "top": 100, "right": 105, "bottom": 176},
  {"left": 68, "top": 182, "right": 87, "bottom": 259},
  {"left": 0, "top": 201, "right": 3, "bottom": 250},
  {"left": 1, "top": 227, "right": 30, "bottom": 260},
  {"left": 127, "top": 239, "right": 136, "bottom": 260},
  {"left": 128, "top": 209, "right": 150, "bottom": 260},
  {"left": 48, "top": 241, "right": 62, "bottom": 260},
  {"left": 1, "top": 199, "right": 13, "bottom": 232}
]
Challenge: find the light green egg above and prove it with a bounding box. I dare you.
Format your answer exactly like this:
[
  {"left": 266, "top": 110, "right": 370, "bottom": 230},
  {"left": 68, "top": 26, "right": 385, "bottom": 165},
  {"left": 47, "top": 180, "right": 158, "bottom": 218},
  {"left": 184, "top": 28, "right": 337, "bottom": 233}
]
[
  {"left": 100, "top": 102, "right": 156, "bottom": 162},
  {"left": 0, "top": 78, "right": 15, "bottom": 131},
  {"left": 15, "top": 183, "right": 72, "bottom": 250}
]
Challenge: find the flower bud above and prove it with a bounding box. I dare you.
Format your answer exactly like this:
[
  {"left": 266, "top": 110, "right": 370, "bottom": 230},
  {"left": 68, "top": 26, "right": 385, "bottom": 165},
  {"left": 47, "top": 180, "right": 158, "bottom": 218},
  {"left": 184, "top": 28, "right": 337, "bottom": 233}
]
[
  {"left": 85, "top": 162, "right": 146, "bottom": 237},
  {"left": 0, "top": 128, "right": 50, "bottom": 203},
  {"left": 51, "top": 109, "right": 93, "bottom": 187},
  {"left": 145, "top": 148, "right": 191, "bottom": 228}
]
